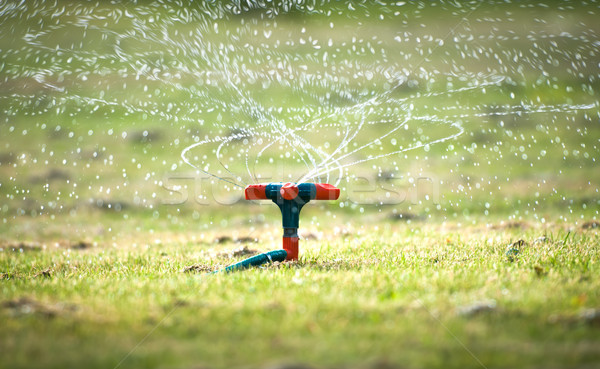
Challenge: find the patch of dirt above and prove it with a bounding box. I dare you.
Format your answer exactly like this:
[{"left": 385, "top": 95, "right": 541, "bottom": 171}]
[
  {"left": 213, "top": 236, "right": 258, "bottom": 244},
  {"left": 299, "top": 231, "right": 321, "bottom": 241},
  {"left": 262, "top": 261, "right": 284, "bottom": 270},
  {"left": 492, "top": 221, "right": 528, "bottom": 230},
  {"left": 69, "top": 240, "right": 92, "bottom": 250},
  {"left": 182, "top": 264, "right": 214, "bottom": 273},
  {"left": 49, "top": 126, "right": 67, "bottom": 140},
  {"left": 332, "top": 226, "right": 353, "bottom": 238},
  {"left": 234, "top": 236, "right": 257, "bottom": 243},
  {"left": 225, "top": 128, "right": 248, "bottom": 142},
  {"left": 548, "top": 313, "right": 580, "bottom": 326},
  {"left": 387, "top": 212, "right": 422, "bottom": 222},
  {"left": 127, "top": 129, "right": 163, "bottom": 143},
  {"left": 580, "top": 308, "right": 600, "bottom": 327},
  {"left": 510, "top": 239, "right": 527, "bottom": 249},
  {"left": 1, "top": 240, "right": 93, "bottom": 252},
  {"left": 262, "top": 260, "right": 300, "bottom": 270},
  {"left": 0, "top": 151, "right": 15, "bottom": 165},
  {"left": 217, "top": 245, "right": 258, "bottom": 258},
  {"left": 29, "top": 168, "right": 71, "bottom": 184},
  {"left": 581, "top": 220, "right": 600, "bottom": 230},
  {"left": 550, "top": 308, "right": 600, "bottom": 328},
  {"left": 457, "top": 300, "right": 497, "bottom": 317},
  {"left": 378, "top": 170, "right": 400, "bottom": 181},
  {"left": 0, "top": 242, "right": 42, "bottom": 252},
  {"left": 0, "top": 271, "right": 20, "bottom": 280},
  {"left": 213, "top": 235, "right": 232, "bottom": 244},
  {"left": 302, "top": 258, "right": 363, "bottom": 271},
  {"left": 533, "top": 265, "right": 547, "bottom": 277},
  {"left": 79, "top": 147, "right": 104, "bottom": 160},
  {"left": 263, "top": 364, "right": 314, "bottom": 369},
  {"left": 231, "top": 245, "right": 258, "bottom": 257},
  {"left": 1, "top": 297, "right": 77, "bottom": 319},
  {"left": 91, "top": 199, "right": 130, "bottom": 212},
  {"left": 12, "top": 198, "right": 42, "bottom": 215},
  {"left": 34, "top": 268, "right": 52, "bottom": 278},
  {"left": 363, "top": 360, "right": 405, "bottom": 369}
]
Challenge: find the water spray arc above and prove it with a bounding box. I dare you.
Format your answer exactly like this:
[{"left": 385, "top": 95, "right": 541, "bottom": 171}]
[{"left": 245, "top": 182, "right": 340, "bottom": 260}]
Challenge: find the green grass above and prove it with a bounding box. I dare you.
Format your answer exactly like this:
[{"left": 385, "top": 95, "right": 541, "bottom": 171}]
[
  {"left": 1, "top": 222, "right": 599, "bottom": 369},
  {"left": 1, "top": 1, "right": 600, "bottom": 368}
]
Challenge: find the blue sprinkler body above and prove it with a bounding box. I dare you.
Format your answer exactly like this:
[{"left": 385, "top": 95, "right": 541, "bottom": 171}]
[{"left": 245, "top": 182, "right": 340, "bottom": 260}]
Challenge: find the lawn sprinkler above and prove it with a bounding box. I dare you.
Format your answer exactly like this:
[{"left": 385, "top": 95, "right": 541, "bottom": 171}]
[
  {"left": 244, "top": 182, "right": 340, "bottom": 261},
  {"left": 213, "top": 182, "right": 339, "bottom": 274}
]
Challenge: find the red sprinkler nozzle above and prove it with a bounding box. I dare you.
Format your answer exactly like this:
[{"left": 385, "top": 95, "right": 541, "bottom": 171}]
[
  {"left": 280, "top": 182, "right": 299, "bottom": 200},
  {"left": 244, "top": 183, "right": 340, "bottom": 260}
]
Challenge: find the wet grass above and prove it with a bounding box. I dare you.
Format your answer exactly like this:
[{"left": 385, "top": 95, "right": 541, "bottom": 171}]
[{"left": 1, "top": 221, "right": 599, "bottom": 369}]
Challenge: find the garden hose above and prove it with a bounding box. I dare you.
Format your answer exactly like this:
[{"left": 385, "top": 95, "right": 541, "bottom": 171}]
[{"left": 213, "top": 249, "right": 288, "bottom": 273}]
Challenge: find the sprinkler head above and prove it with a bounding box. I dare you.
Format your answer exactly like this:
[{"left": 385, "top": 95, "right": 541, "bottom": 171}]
[
  {"left": 244, "top": 182, "right": 340, "bottom": 260},
  {"left": 280, "top": 182, "right": 299, "bottom": 200}
]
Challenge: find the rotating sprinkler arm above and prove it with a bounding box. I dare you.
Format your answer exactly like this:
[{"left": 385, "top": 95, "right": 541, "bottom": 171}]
[{"left": 244, "top": 182, "right": 340, "bottom": 260}]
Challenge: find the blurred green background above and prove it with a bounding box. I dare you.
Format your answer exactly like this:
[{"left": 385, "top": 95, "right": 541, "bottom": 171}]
[{"left": 1, "top": 1, "right": 598, "bottom": 241}]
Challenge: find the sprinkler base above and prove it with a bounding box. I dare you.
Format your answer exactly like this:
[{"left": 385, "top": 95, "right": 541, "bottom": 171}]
[{"left": 283, "top": 235, "right": 299, "bottom": 261}]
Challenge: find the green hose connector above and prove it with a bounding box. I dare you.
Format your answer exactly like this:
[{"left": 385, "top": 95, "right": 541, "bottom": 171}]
[{"left": 213, "top": 249, "right": 288, "bottom": 274}]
